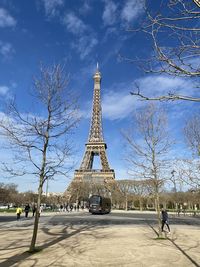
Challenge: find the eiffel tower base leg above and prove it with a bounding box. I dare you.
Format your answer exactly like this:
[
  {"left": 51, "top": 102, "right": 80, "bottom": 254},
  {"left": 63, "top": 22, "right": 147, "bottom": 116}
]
[{"left": 65, "top": 170, "right": 119, "bottom": 202}]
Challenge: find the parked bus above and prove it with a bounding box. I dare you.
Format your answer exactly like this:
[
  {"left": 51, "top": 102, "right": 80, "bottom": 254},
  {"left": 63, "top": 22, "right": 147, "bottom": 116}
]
[{"left": 88, "top": 195, "right": 111, "bottom": 214}]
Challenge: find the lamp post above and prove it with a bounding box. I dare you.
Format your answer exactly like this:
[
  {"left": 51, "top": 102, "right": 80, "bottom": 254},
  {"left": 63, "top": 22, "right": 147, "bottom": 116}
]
[
  {"left": 46, "top": 176, "right": 49, "bottom": 197},
  {"left": 171, "top": 170, "right": 178, "bottom": 212}
]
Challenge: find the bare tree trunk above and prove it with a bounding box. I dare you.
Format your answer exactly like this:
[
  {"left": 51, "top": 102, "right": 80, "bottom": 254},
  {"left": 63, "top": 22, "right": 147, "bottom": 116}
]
[
  {"left": 125, "top": 194, "right": 128, "bottom": 211},
  {"left": 155, "top": 192, "right": 162, "bottom": 237},
  {"left": 29, "top": 182, "right": 43, "bottom": 252},
  {"left": 132, "top": 200, "right": 135, "bottom": 209},
  {"left": 139, "top": 198, "right": 143, "bottom": 211}
]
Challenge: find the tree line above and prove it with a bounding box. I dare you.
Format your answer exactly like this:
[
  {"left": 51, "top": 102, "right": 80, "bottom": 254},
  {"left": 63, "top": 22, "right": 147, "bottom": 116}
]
[{"left": 1, "top": 180, "right": 199, "bottom": 214}]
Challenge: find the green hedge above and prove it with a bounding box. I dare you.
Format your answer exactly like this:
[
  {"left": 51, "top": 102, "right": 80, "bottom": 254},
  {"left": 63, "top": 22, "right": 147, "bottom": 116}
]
[{"left": 0, "top": 208, "right": 16, "bottom": 213}]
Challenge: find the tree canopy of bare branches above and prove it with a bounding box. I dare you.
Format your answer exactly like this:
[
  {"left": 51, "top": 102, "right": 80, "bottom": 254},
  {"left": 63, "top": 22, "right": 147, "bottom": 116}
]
[
  {"left": 122, "top": 104, "right": 172, "bottom": 236},
  {"left": 128, "top": 0, "right": 200, "bottom": 102},
  {"left": 174, "top": 113, "right": 200, "bottom": 189},
  {"left": 0, "top": 63, "right": 79, "bottom": 252},
  {"left": 0, "top": 183, "right": 18, "bottom": 205},
  {"left": 117, "top": 179, "right": 149, "bottom": 210},
  {"left": 184, "top": 113, "right": 200, "bottom": 156}
]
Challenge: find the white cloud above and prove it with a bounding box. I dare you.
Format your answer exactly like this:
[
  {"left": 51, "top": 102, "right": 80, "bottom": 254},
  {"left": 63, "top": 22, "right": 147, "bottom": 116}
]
[
  {"left": 0, "top": 85, "right": 9, "bottom": 96},
  {"left": 81, "top": 74, "right": 195, "bottom": 121},
  {"left": 0, "top": 8, "right": 16, "bottom": 27},
  {"left": 63, "top": 12, "right": 98, "bottom": 59},
  {"left": 135, "top": 75, "right": 194, "bottom": 96},
  {"left": 0, "top": 41, "right": 15, "bottom": 59},
  {"left": 102, "top": 77, "right": 183, "bottom": 121},
  {"left": 80, "top": 80, "right": 137, "bottom": 121},
  {"left": 102, "top": 90, "right": 136, "bottom": 120},
  {"left": 62, "top": 12, "right": 86, "bottom": 35},
  {"left": 121, "top": 0, "right": 144, "bottom": 23},
  {"left": 41, "top": 0, "right": 64, "bottom": 17},
  {"left": 102, "top": 0, "right": 117, "bottom": 26},
  {"left": 72, "top": 35, "right": 98, "bottom": 60},
  {"left": 79, "top": 0, "right": 92, "bottom": 15}
]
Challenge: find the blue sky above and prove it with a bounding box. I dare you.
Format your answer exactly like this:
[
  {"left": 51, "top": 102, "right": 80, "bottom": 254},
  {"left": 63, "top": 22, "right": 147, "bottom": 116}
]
[{"left": 0, "top": 0, "right": 199, "bottom": 193}]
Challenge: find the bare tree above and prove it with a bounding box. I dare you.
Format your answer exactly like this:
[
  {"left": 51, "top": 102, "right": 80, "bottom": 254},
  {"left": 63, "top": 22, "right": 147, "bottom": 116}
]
[
  {"left": 117, "top": 179, "right": 149, "bottom": 210},
  {"left": 117, "top": 180, "right": 134, "bottom": 210},
  {"left": 175, "top": 113, "right": 200, "bottom": 189},
  {"left": 123, "top": 104, "right": 172, "bottom": 237},
  {"left": 184, "top": 113, "right": 200, "bottom": 155},
  {"left": 0, "top": 183, "right": 18, "bottom": 205},
  {"left": 127, "top": 1, "right": 200, "bottom": 102},
  {"left": 176, "top": 159, "right": 200, "bottom": 189},
  {"left": 131, "top": 180, "right": 149, "bottom": 211},
  {"left": 0, "top": 64, "right": 79, "bottom": 252}
]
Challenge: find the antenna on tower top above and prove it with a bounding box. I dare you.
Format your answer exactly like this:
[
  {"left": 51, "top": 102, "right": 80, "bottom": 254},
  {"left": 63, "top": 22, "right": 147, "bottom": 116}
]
[{"left": 96, "top": 62, "right": 99, "bottom": 71}]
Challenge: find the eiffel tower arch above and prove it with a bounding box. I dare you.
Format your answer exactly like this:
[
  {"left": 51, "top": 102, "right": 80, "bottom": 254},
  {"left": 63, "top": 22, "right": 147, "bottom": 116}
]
[{"left": 65, "top": 65, "right": 119, "bottom": 202}]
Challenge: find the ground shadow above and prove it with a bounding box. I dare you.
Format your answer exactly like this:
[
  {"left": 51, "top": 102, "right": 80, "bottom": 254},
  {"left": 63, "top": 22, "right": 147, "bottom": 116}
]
[
  {"left": 0, "top": 224, "right": 95, "bottom": 267},
  {"left": 169, "top": 239, "right": 200, "bottom": 267},
  {"left": 147, "top": 222, "right": 200, "bottom": 267}
]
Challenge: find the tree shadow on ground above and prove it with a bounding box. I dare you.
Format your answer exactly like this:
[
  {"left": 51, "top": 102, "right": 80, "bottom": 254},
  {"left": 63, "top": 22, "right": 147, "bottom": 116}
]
[
  {"left": 0, "top": 224, "right": 96, "bottom": 267},
  {"left": 147, "top": 222, "right": 200, "bottom": 267},
  {"left": 39, "top": 224, "right": 110, "bottom": 267}
]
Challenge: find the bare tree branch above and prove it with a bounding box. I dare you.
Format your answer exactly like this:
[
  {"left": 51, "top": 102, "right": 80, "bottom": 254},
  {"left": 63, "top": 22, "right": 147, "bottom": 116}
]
[{"left": 124, "top": 1, "right": 200, "bottom": 102}]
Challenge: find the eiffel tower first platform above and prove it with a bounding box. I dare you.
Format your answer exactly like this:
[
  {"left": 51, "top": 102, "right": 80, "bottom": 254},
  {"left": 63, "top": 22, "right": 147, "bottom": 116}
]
[{"left": 65, "top": 65, "right": 118, "bottom": 201}]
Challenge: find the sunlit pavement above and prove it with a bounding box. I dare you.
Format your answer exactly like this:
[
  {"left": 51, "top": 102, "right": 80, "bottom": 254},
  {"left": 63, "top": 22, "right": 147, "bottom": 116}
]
[{"left": 0, "top": 211, "right": 199, "bottom": 266}]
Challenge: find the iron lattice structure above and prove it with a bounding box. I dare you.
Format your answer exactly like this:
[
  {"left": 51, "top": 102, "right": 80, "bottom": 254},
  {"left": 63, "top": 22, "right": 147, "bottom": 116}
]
[
  {"left": 79, "top": 68, "right": 111, "bottom": 171},
  {"left": 65, "top": 66, "right": 118, "bottom": 201}
]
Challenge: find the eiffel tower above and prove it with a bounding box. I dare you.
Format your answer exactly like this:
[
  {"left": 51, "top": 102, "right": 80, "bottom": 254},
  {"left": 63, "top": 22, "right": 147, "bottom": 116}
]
[{"left": 65, "top": 64, "right": 117, "bottom": 201}]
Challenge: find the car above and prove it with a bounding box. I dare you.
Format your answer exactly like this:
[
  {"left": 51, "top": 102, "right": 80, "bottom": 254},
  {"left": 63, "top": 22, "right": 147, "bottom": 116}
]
[{"left": 0, "top": 205, "right": 8, "bottom": 209}]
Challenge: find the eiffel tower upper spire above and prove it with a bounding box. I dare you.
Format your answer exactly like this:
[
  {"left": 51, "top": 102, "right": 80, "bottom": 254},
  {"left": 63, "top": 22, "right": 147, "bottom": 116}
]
[{"left": 88, "top": 64, "right": 104, "bottom": 143}]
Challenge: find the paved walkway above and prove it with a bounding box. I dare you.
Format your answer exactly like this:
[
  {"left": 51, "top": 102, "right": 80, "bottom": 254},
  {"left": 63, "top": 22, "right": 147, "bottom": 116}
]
[{"left": 0, "top": 212, "right": 199, "bottom": 267}]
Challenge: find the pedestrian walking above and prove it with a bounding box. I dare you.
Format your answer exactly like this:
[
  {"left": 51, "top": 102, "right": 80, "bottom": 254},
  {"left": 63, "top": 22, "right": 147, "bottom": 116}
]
[
  {"left": 39, "top": 205, "right": 43, "bottom": 216},
  {"left": 16, "top": 206, "right": 22, "bottom": 220},
  {"left": 70, "top": 204, "right": 73, "bottom": 212},
  {"left": 32, "top": 204, "right": 36, "bottom": 217},
  {"left": 66, "top": 203, "right": 69, "bottom": 212},
  {"left": 24, "top": 204, "right": 30, "bottom": 218},
  {"left": 59, "top": 204, "right": 63, "bottom": 212},
  {"left": 161, "top": 208, "right": 170, "bottom": 233},
  {"left": 194, "top": 204, "right": 198, "bottom": 216}
]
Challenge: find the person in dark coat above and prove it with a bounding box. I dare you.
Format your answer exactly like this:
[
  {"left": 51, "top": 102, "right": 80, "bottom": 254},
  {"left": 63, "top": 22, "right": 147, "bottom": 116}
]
[
  {"left": 161, "top": 209, "right": 170, "bottom": 233},
  {"left": 32, "top": 204, "right": 36, "bottom": 217},
  {"left": 24, "top": 204, "right": 30, "bottom": 218}
]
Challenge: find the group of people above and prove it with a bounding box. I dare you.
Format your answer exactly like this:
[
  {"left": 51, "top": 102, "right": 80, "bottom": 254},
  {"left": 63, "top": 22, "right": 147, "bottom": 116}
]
[
  {"left": 16, "top": 203, "right": 37, "bottom": 220},
  {"left": 15, "top": 203, "right": 171, "bottom": 234},
  {"left": 59, "top": 203, "right": 84, "bottom": 212},
  {"left": 16, "top": 203, "right": 85, "bottom": 219}
]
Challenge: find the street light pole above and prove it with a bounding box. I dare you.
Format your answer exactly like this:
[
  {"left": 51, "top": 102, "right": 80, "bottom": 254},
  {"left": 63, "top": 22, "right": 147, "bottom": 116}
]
[{"left": 46, "top": 177, "right": 49, "bottom": 197}]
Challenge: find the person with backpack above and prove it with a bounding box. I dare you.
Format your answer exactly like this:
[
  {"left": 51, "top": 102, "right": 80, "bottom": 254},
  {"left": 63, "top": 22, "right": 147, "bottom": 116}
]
[{"left": 161, "top": 208, "right": 170, "bottom": 233}]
